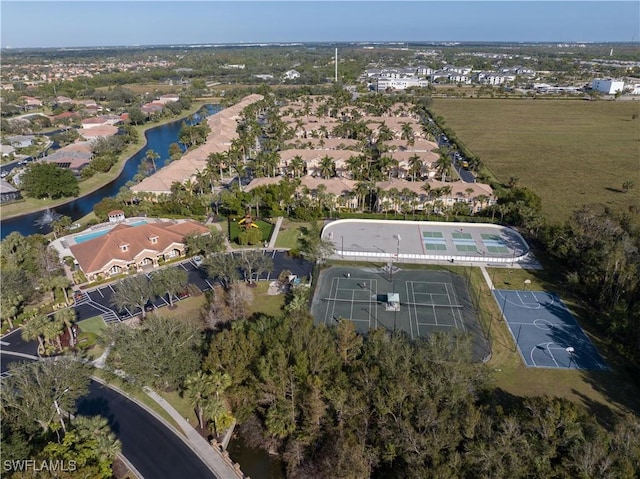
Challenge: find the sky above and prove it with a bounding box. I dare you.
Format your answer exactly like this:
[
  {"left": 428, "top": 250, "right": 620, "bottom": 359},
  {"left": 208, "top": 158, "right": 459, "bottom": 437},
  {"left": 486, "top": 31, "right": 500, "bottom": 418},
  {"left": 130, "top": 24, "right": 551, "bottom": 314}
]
[{"left": 1, "top": 1, "right": 639, "bottom": 49}]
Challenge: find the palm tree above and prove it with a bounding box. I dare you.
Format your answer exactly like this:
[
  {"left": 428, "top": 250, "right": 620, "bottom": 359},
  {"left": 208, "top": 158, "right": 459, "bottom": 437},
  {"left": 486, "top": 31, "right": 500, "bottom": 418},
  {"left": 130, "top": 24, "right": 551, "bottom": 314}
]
[
  {"left": 47, "top": 275, "right": 71, "bottom": 305},
  {"left": 289, "top": 155, "right": 305, "bottom": 179},
  {"left": 387, "top": 187, "right": 400, "bottom": 214},
  {"left": 346, "top": 155, "right": 365, "bottom": 180},
  {"left": 408, "top": 155, "right": 422, "bottom": 181},
  {"left": 474, "top": 194, "right": 489, "bottom": 213},
  {"left": 54, "top": 308, "right": 76, "bottom": 348},
  {"left": 207, "top": 152, "right": 226, "bottom": 181},
  {"left": 377, "top": 155, "right": 395, "bottom": 182},
  {"left": 193, "top": 169, "right": 209, "bottom": 195},
  {"left": 435, "top": 154, "right": 452, "bottom": 182},
  {"left": 73, "top": 415, "right": 122, "bottom": 463},
  {"left": 21, "top": 315, "right": 49, "bottom": 355},
  {"left": 43, "top": 317, "right": 64, "bottom": 353},
  {"left": 400, "top": 122, "right": 415, "bottom": 147},
  {"left": 421, "top": 182, "right": 432, "bottom": 198},
  {"left": 145, "top": 149, "right": 160, "bottom": 173},
  {"left": 209, "top": 371, "right": 232, "bottom": 400},
  {"left": 184, "top": 371, "right": 215, "bottom": 429},
  {"left": 249, "top": 193, "right": 262, "bottom": 220},
  {"left": 354, "top": 182, "right": 369, "bottom": 211},
  {"left": 203, "top": 397, "right": 231, "bottom": 437},
  {"left": 51, "top": 215, "right": 72, "bottom": 240},
  {"left": 318, "top": 155, "right": 335, "bottom": 179}
]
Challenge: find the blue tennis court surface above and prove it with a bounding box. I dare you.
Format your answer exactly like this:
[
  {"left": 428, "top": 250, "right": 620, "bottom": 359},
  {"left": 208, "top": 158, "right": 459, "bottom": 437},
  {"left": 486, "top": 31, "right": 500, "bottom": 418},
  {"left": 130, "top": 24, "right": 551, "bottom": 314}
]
[{"left": 493, "top": 289, "right": 607, "bottom": 370}]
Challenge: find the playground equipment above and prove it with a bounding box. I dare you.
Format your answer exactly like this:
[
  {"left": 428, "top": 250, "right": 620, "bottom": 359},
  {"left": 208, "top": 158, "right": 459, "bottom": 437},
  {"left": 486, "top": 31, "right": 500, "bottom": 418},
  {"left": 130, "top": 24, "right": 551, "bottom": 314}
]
[{"left": 238, "top": 213, "right": 259, "bottom": 229}]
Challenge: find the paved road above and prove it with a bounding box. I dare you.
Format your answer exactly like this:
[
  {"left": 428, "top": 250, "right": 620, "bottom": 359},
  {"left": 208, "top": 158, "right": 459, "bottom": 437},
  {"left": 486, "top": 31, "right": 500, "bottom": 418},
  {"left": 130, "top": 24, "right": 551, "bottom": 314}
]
[
  {"left": 0, "top": 347, "right": 218, "bottom": 479},
  {"left": 78, "top": 381, "right": 218, "bottom": 479}
]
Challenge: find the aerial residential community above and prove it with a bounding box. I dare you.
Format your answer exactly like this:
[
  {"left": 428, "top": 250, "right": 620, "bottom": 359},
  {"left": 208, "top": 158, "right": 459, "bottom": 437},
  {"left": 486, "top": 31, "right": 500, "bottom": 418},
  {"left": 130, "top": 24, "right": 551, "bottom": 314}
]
[{"left": 1, "top": 2, "right": 639, "bottom": 478}]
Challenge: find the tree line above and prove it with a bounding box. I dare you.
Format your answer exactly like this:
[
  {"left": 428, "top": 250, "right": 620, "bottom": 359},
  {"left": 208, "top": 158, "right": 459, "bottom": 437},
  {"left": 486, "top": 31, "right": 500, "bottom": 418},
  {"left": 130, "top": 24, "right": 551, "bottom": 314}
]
[{"left": 203, "top": 305, "right": 640, "bottom": 478}]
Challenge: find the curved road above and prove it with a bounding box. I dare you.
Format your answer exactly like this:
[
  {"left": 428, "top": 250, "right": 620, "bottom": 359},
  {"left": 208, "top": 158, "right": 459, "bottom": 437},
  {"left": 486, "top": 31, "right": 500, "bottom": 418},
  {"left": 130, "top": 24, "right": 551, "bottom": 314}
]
[
  {"left": 1, "top": 332, "right": 217, "bottom": 479},
  {"left": 78, "top": 381, "right": 217, "bottom": 479}
]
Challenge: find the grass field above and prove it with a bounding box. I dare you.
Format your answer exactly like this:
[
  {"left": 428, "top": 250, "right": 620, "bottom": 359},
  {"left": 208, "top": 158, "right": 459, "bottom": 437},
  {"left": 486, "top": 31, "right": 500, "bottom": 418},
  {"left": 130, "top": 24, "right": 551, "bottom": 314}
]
[
  {"left": 246, "top": 281, "right": 286, "bottom": 317},
  {"left": 77, "top": 315, "right": 107, "bottom": 335},
  {"left": 228, "top": 219, "right": 274, "bottom": 244},
  {"left": 430, "top": 99, "right": 640, "bottom": 223},
  {"left": 274, "top": 219, "right": 311, "bottom": 249}
]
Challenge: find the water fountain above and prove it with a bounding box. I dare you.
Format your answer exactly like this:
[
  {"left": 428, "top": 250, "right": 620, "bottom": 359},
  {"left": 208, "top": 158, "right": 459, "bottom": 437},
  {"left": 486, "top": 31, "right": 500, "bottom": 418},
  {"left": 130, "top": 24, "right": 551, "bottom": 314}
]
[{"left": 34, "top": 208, "right": 61, "bottom": 229}]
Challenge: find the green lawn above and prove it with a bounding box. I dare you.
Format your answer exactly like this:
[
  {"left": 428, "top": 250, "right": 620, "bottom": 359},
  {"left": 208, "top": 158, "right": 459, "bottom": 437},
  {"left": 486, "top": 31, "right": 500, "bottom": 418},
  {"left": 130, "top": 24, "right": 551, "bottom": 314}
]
[
  {"left": 228, "top": 218, "right": 274, "bottom": 243},
  {"left": 77, "top": 316, "right": 108, "bottom": 335},
  {"left": 274, "top": 220, "right": 311, "bottom": 249},
  {"left": 246, "top": 281, "right": 286, "bottom": 318},
  {"left": 151, "top": 295, "right": 206, "bottom": 327},
  {"left": 430, "top": 99, "right": 640, "bottom": 223}
]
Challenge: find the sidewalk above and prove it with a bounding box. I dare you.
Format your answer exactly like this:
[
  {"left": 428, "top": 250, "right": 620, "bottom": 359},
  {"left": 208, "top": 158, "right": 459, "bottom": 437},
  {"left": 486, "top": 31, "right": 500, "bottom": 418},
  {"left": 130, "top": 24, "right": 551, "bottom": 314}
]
[
  {"left": 91, "top": 351, "right": 246, "bottom": 479},
  {"left": 267, "top": 216, "right": 283, "bottom": 249},
  {"left": 143, "top": 388, "right": 245, "bottom": 479}
]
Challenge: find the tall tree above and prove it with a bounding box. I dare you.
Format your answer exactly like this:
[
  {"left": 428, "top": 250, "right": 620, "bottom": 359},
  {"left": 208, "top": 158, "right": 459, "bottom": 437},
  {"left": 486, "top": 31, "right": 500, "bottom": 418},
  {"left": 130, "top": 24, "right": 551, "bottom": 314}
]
[
  {"left": 107, "top": 316, "right": 201, "bottom": 390},
  {"left": 151, "top": 267, "right": 189, "bottom": 307},
  {"left": 1, "top": 358, "right": 90, "bottom": 438},
  {"left": 184, "top": 371, "right": 216, "bottom": 429},
  {"left": 54, "top": 308, "right": 77, "bottom": 348},
  {"left": 110, "top": 274, "right": 154, "bottom": 319},
  {"left": 239, "top": 250, "right": 273, "bottom": 284},
  {"left": 21, "top": 163, "right": 79, "bottom": 199}
]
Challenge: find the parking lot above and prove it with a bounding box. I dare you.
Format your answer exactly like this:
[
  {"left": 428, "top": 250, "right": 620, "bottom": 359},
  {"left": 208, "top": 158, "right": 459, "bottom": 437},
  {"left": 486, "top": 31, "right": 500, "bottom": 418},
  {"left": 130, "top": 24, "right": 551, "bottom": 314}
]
[{"left": 74, "top": 250, "right": 313, "bottom": 324}]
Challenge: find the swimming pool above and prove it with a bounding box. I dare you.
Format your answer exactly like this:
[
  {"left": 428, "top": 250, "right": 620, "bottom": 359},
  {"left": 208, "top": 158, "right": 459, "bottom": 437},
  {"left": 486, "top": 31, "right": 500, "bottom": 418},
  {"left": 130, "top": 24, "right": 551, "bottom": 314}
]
[{"left": 73, "top": 220, "right": 148, "bottom": 244}]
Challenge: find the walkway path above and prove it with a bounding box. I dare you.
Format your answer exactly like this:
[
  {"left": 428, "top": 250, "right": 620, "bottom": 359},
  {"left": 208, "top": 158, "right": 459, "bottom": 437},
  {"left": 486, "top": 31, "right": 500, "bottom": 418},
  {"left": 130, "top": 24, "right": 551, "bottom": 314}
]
[
  {"left": 88, "top": 346, "right": 245, "bottom": 478},
  {"left": 268, "top": 216, "right": 284, "bottom": 249},
  {"left": 143, "top": 388, "right": 245, "bottom": 479}
]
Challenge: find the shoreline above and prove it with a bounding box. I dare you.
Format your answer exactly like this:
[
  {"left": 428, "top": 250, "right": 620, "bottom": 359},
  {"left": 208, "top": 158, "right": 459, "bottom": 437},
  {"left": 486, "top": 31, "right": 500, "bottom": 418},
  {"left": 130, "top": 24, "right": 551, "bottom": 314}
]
[{"left": 0, "top": 100, "right": 221, "bottom": 222}]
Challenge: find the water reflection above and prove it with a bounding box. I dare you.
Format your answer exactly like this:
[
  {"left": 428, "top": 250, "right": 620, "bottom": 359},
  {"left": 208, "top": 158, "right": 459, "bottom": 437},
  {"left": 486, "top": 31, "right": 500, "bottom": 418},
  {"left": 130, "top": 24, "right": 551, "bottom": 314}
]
[{"left": 227, "top": 434, "right": 284, "bottom": 479}]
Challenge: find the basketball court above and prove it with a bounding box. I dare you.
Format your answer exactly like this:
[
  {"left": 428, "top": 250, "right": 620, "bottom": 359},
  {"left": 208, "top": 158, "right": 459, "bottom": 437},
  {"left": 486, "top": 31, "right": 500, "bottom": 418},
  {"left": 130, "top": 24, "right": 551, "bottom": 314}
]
[{"left": 493, "top": 289, "right": 607, "bottom": 370}]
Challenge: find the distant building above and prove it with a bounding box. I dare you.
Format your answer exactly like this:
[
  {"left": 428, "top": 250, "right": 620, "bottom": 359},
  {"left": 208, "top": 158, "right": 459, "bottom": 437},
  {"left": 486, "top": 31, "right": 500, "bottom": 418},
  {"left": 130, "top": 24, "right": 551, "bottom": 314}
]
[
  {"left": 0, "top": 145, "right": 15, "bottom": 157},
  {"left": 591, "top": 78, "right": 625, "bottom": 95},
  {"left": 157, "top": 94, "right": 180, "bottom": 104},
  {"left": 377, "top": 77, "right": 429, "bottom": 91},
  {"left": 283, "top": 69, "right": 301, "bottom": 80},
  {"left": 8, "top": 135, "right": 35, "bottom": 148}
]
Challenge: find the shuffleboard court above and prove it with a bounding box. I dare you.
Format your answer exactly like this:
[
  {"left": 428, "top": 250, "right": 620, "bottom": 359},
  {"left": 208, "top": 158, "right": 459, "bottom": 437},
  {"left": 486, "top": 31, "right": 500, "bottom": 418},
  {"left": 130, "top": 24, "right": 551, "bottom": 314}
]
[
  {"left": 311, "top": 265, "right": 491, "bottom": 361},
  {"left": 493, "top": 289, "right": 607, "bottom": 370}
]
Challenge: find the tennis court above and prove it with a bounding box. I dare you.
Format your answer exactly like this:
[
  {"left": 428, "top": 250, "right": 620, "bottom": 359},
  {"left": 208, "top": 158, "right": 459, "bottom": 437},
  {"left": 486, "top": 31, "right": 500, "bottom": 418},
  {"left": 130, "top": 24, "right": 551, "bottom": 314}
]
[
  {"left": 493, "top": 289, "right": 607, "bottom": 370},
  {"left": 311, "top": 265, "right": 490, "bottom": 361}
]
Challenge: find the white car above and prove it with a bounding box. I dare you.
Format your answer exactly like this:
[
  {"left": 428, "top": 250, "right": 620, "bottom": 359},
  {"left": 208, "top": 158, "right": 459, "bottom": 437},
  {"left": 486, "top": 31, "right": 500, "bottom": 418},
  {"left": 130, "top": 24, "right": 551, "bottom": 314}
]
[{"left": 193, "top": 255, "right": 203, "bottom": 267}]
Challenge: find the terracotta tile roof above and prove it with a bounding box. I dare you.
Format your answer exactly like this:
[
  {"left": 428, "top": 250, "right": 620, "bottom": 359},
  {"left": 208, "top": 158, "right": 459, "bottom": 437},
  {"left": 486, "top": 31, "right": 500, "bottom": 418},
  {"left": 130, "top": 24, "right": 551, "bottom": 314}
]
[
  {"left": 376, "top": 178, "right": 494, "bottom": 198},
  {"left": 132, "top": 94, "right": 263, "bottom": 194},
  {"left": 78, "top": 125, "right": 118, "bottom": 139},
  {"left": 70, "top": 220, "right": 209, "bottom": 276}
]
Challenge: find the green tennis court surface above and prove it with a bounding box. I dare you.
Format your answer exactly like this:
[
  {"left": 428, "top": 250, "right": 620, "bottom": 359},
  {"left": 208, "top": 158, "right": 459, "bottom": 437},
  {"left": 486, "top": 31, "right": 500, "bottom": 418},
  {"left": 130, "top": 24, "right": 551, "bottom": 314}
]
[{"left": 311, "top": 265, "right": 490, "bottom": 361}]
